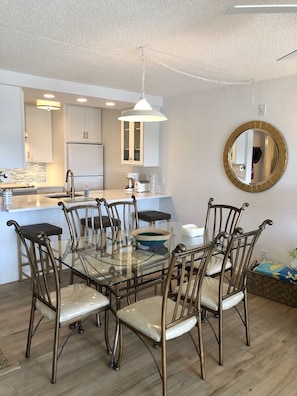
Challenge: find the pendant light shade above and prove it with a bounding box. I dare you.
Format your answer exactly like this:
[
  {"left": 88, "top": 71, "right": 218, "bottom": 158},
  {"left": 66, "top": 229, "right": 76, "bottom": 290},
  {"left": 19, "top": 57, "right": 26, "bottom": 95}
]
[
  {"left": 36, "top": 99, "right": 61, "bottom": 111},
  {"left": 118, "top": 96, "right": 167, "bottom": 122},
  {"left": 118, "top": 48, "right": 167, "bottom": 122}
]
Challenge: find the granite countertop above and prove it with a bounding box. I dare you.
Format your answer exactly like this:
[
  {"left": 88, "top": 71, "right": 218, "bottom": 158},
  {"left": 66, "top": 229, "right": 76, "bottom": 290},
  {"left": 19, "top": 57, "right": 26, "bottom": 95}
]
[{"left": 2, "top": 189, "right": 171, "bottom": 213}]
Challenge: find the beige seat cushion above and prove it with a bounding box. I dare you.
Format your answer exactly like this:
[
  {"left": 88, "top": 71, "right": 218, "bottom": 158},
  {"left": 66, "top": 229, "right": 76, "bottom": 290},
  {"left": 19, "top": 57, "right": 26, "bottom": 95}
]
[
  {"left": 176, "top": 277, "right": 244, "bottom": 311},
  {"left": 205, "top": 255, "right": 232, "bottom": 276},
  {"left": 117, "top": 295, "right": 197, "bottom": 342},
  {"left": 36, "top": 283, "right": 109, "bottom": 323}
]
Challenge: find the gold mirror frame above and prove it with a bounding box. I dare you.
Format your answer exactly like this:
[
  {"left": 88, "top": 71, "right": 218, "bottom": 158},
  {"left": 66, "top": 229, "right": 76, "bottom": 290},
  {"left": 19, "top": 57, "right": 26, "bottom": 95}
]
[{"left": 223, "top": 120, "right": 287, "bottom": 192}]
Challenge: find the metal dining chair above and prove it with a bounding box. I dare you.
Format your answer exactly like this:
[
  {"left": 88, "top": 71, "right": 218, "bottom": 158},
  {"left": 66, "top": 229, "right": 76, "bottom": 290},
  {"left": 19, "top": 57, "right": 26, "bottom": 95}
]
[
  {"left": 201, "top": 219, "right": 273, "bottom": 366},
  {"left": 113, "top": 240, "right": 218, "bottom": 396},
  {"left": 7, "top": 219, "right": 110, "bottom": 384},
  {"left": 99, "top": 195, "right": 139, "bottom": 251},
  {"left": 58, "top": 200, "right": 109, "bottom": 251},
  {"left": 203, "top": 197, "right": 249, "bottom": 276}
]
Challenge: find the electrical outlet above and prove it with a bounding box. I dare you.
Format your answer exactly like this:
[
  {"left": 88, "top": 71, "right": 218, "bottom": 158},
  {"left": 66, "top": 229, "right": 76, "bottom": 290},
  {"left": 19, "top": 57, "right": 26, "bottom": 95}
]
[{"left": 258, "top": 104, "right": 267, "bottom": 116}]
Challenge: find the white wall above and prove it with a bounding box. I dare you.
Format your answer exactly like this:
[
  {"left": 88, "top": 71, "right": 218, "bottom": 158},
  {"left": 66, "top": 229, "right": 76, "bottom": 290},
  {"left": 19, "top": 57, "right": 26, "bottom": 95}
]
[{"left": 161, "top": 76, "right": 297, "bottom": 266}]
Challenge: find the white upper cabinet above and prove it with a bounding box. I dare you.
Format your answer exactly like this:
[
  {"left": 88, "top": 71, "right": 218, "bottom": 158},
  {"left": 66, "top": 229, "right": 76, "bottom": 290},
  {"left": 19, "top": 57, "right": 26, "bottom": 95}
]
[
  {"left": 65, "top": 105, "right": 102, "bottom": 143},
  {"left": 121, "top": 121, "right": 159, "bottom": 166},
  {"left": 25, "top": 104, "right": 53, "bottom": 163},
  {"left": 0, "top": 85, "right": 25, "bottom": 168}
]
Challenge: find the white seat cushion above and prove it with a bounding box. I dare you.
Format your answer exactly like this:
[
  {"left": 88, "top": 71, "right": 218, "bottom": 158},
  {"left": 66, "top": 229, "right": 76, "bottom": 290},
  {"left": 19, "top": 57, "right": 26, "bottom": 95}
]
[
  {"left": 117, "top": 295, "right": 197, "bottom": 342},
  {"left": 193, "top": 254, "right": 232, "bottom": 276},
  {"left": 201, "top": 277, "right": 244, "bottom": 311},
  {"left": 176, "top": 277, "right": 244, "bottom": 311},
  {"left": 36, "top": 283, "right": 109, "bottom": 323},
  {"left": 205, "top": 255, "right": 232, "bottom": 276}
]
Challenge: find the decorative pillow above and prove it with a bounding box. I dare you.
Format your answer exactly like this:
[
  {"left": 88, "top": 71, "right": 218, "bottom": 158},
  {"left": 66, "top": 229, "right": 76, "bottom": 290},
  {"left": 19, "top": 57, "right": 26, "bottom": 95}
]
[{"left": 253, "top": 259, "right": 297, "bottom": 284}]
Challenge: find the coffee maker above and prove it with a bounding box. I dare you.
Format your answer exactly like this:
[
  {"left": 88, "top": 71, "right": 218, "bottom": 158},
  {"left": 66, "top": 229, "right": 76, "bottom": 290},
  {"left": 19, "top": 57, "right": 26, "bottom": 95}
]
[{"left": 125, "top": 172, "right": 139, "bottom": 192}]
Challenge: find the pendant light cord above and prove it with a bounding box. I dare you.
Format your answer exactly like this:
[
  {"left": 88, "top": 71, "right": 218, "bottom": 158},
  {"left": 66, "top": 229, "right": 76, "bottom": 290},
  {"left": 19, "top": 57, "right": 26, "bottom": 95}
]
[
  {"left": 144, "top": 46, "right": 253, "bottom": 86},
  {"left": 140, "top": 46, "right": 146, "bottom": 99}
]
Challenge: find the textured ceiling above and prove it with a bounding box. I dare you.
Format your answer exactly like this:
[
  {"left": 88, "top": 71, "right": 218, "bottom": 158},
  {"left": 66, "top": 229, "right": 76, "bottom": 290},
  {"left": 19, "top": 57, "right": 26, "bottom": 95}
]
[{"left": 1, "top": 0, "right": 297, "bottom": 106}]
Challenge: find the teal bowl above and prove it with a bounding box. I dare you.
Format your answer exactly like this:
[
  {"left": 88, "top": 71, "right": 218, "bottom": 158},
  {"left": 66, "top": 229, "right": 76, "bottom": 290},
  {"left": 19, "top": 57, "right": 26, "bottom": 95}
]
[{"left": 132, "top": 228, "right": 171, "bottom": 248}]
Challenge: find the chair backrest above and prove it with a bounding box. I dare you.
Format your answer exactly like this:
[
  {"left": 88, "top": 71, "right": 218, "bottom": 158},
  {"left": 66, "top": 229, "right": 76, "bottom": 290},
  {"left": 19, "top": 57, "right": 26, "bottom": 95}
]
[
  {"left": 162, "top": 240, "right": 217, "bottom": 334},
  {"left": 204, "top": 197, "right": 249, "bottom": 241},
  {"left": 100, "top": 195, "right": 139, "bottom": 246},
  {"left": 58, "top": 200, "right": 105, "bottom": 248},
  {"left": 218, "top": 219, "right": 273, "bottom": 297},
  {"left": 7, "top": 219, "right": 60, "bottom": 312}
]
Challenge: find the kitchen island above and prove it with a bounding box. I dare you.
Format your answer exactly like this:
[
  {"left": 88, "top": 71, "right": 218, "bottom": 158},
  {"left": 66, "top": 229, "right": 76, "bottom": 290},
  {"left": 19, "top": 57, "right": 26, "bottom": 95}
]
[{"left": 1, "top": 189, "right": 172, "bottom": 285}]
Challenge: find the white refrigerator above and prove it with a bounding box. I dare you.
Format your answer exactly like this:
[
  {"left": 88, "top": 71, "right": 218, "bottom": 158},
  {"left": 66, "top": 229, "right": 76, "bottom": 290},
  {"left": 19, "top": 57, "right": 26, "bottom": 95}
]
[{"left": 66, "top": 143, "right": 104, "bottom": 190}]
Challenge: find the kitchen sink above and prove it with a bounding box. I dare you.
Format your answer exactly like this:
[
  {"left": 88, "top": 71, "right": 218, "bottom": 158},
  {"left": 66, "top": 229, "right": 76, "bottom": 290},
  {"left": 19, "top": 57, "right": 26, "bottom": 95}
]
[
  {"left": 64, "top": 197, "right": 95, "bottom": 203},
  {"left": 46, "top": 193, "right": 83, "bottom": 199}
]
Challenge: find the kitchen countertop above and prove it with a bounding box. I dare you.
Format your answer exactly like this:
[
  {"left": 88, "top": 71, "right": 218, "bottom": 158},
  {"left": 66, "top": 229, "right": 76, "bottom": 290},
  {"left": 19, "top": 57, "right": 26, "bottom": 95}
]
[{"left": 2, "top": 189, "right": 171, "bottom": 213}]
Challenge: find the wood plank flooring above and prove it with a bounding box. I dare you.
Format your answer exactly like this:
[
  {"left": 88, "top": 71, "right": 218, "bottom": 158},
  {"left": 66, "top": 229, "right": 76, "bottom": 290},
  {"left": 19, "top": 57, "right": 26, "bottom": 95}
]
[{"left": 0, "top": 274, "right": 296, "bottom": 396}]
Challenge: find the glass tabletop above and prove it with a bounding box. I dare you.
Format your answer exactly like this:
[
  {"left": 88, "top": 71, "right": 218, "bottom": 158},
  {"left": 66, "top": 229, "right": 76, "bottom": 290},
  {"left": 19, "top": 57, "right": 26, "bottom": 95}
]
[{"left": 52, "top": 222, "right": 208, "bottom": 287}]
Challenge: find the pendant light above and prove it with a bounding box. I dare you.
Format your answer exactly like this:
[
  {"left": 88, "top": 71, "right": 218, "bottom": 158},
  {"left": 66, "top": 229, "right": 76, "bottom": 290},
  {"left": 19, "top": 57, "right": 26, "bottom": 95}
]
[
  {"left": 118, "top": 47, "right": 167, "bottom": 122},
  {"left": 36, "top": 99, "right": 61, "bottom": 111}
]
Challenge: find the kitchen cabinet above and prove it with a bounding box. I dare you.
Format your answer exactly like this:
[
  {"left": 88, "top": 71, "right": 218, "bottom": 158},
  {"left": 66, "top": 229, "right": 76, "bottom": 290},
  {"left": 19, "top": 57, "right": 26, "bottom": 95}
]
[
  {"left": 121, "top": 121, "right": 159, "bottom": 166},
  {"left": 0, "top": 84, "right": 25, "bottom": 168},
  {"left": 25, "top": 104, "right": 53, "bottom": 163},
  {"left": 66, "top": 105, "right": 102, "bottom": 143}
]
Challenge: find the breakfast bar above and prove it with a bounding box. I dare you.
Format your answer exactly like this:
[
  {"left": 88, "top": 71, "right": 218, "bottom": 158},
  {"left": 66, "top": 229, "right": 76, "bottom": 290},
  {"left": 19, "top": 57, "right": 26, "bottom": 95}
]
[{"left": 1, "top": 189, "right": 172, "bottom": 285}]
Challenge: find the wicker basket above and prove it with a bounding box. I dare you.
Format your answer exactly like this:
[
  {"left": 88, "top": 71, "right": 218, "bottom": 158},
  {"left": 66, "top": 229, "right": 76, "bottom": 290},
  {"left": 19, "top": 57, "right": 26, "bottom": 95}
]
[{"left": 247, "top": 265, "right": 297, "bottom": 308}]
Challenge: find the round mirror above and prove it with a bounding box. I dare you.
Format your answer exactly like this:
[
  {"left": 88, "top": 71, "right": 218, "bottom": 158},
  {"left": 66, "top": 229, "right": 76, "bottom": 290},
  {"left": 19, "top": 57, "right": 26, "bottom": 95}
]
[{"left": 223, "top": 121, "right": 287, "bottom": 192}]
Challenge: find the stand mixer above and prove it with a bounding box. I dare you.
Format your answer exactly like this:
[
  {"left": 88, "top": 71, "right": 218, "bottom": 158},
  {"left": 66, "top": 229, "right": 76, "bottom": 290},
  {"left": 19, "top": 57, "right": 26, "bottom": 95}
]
[{"left": 125, "top": 172, "right": 139, "bottom": 192}]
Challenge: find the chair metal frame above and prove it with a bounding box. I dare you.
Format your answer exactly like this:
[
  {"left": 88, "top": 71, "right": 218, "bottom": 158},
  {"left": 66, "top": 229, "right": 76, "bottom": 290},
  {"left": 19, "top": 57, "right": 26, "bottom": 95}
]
[
  {"left": 58, "top": 200, "right": 107, "bottom": 250},
  {"left": 205, "top": 197, "right": 249, "bottom": 240},
  {"left": 99, "top": 194, "right": 139, "bottom": 249},
  {"left": 204, "top": 197, "right": 249, "bottom": 276},
  {"left": 7, "top": 219, "right": 110, "bottom": 384},
  {"left": 114, "top": 240, "right": 218, "bottom": 396},
  {"left": 201, "top": 219, "right": 273, "bottom": 366}
]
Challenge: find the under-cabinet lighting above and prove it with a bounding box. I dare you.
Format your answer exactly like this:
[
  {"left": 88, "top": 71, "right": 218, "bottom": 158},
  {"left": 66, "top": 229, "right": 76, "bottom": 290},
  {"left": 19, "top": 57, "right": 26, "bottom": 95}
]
[{"left": 36, "top": 99, "right": 61, "bottom": 111}]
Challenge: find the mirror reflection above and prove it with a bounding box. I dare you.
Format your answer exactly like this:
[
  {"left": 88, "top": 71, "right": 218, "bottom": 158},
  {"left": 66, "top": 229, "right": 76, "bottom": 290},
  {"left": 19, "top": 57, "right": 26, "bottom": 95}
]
[
  {"left": 230, "top": 129, "right": 278, "bottom": 185},
  {"left": 223, "top": 121, "right": 287, "bottom": 193}
]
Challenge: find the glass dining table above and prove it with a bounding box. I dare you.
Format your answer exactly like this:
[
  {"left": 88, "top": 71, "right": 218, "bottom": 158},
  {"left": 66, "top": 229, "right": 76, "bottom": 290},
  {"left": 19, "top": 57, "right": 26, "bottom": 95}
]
[
  {"left": 53, "top": 223, "right": 206, "bottom": 302},
  {"left": 50, "top": 222, "right": 207, "bottom": 366}
]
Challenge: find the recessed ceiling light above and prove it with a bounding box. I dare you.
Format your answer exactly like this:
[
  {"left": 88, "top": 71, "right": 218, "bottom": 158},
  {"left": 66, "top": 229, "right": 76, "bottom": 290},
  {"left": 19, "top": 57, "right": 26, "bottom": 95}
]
[
  {"left": 43, "top": 93, "right": 55, "bottom": 99},
  {"left": 76, "top": 97, "right": 87, "bottom": 103},
  {"left": 227, "top": 4, "right": 297, "bottom": 14},
  {"left": 105, "top": 102, "right": 115, "bottom": 107}
]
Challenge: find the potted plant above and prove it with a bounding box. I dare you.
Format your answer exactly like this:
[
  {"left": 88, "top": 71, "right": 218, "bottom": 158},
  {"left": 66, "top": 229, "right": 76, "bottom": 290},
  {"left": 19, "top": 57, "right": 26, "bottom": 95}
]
[{"left": 288, "top": 248, "right": 297, "bottom": 270}]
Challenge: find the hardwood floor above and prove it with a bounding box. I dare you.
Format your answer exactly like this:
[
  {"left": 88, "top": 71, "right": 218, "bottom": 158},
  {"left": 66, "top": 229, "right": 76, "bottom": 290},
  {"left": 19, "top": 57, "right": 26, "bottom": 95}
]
[{"left": 0, "top": 275, "right": 296, "bottom": 396}]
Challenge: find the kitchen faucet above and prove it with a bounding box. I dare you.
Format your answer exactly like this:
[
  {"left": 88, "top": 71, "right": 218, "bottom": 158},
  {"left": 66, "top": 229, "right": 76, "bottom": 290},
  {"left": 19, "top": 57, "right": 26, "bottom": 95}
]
[{"left": 65, "top": 169, "right": 75, "bottom": 199}]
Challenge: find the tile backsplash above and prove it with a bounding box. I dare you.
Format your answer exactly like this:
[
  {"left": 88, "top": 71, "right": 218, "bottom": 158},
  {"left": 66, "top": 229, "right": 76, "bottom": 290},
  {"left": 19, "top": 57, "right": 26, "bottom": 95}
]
[{"left": 1, "top": 163, "right": 46, "bottom": 185}]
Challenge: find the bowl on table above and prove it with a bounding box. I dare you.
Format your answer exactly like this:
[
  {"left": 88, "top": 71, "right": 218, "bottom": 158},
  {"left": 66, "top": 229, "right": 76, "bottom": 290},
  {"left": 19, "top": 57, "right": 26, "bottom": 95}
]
[{"left": 131, "top": 228, "right": 171, "bottom": 248}]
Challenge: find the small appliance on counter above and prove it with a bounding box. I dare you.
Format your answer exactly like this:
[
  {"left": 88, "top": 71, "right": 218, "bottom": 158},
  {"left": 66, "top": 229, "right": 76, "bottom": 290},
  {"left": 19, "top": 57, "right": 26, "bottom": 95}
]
[
  {"left": 124, "top": 172, "right": 139, "bottom": 192},
  {"left": 134, "top": 180, "right": 150, "bottom": 193}
]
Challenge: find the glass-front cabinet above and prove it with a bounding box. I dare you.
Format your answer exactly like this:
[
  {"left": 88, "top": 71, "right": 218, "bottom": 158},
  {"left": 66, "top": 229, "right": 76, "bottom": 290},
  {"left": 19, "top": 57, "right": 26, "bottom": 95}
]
[
  {"left": 121, "top": 121, "right": 159, "bottom": 166},
  {"left": 122, "top": 121, "right": 142, "bottom": 163}
]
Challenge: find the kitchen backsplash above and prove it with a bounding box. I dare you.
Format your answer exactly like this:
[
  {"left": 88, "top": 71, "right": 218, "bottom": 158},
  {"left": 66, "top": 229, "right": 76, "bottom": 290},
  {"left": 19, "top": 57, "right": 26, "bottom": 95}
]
[{"left": 1, "top": 163, "right": 46, "bottom": 185}]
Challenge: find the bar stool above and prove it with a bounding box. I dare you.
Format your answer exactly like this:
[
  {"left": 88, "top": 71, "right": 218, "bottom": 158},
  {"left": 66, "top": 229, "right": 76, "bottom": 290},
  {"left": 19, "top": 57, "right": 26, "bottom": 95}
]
[
  {"left": 18, "top": 223, "right": 63, "bottom": 281},
  {"left": 138, "top": 210, "right": 171, "bottom": 228}
]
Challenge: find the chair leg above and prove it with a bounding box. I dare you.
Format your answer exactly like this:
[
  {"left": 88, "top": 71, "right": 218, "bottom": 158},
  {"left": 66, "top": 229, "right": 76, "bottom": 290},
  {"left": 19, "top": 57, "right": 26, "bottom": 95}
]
[
  {"left": 243, "top": 292, "right": 250, "bottom": 346},
  {"left": 104, "top": 309, "right": 112, "bottom": 355},
  {"left": 51, "top": 317, "right": 60, "bottom": 384},
  {"left": 113, "top": 321, "right": 123, "bottom": 370},
  {"left": 218, "top": 309, "right": 223, "bottom": 366},
  {"left": 161, "top": 338, "right": 167, "bottom": 396},
  {"left": 197, "top": 314, "right": 206, "bottom": 379},
  {"left": 26, "top": 297, "right": 36, "bottom": 358}
]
